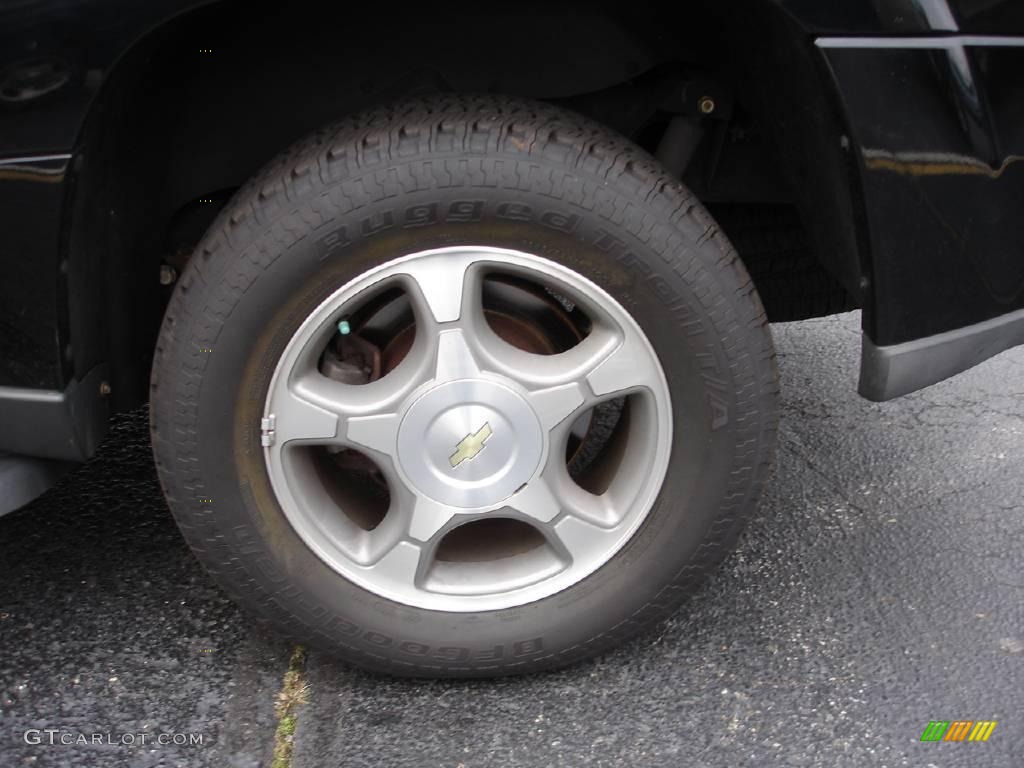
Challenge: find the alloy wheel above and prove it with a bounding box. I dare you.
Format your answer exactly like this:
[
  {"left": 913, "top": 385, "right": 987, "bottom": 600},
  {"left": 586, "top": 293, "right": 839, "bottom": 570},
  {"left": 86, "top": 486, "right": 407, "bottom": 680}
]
[{"left": 262, "top": 246, "right": 672, "bottom": 611}]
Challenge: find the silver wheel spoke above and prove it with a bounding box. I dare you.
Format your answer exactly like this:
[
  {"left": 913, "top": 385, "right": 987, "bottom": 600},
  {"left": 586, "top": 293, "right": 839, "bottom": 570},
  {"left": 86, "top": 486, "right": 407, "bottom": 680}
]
[
  {"left": 271, "top": 383, "right": 341, "bottom": 446},
  {"left": 293, "top": 365, "right": 412, "bottom": 417},
  {"left": 401, "top": 251, "right": 481, "bottom": 325},
  {"left": 551, "top": 514, "right": 622, "bottom": 565},
  {"left": 346, "top": 412, "right": 401, "bottom": 458},
  {"left": 504, "top": 476, "right": 563, "bottom": 524},
  {"left": 478, "top": 323, "right": 660, "bottom": 405},
  {"left": 519, "top": 327, "right": 658, "bottom": 437},
  {"left": 408, "top": 495, "right": 458, "bottom": 543},
  {"left": 274, "top": 371, "right": 413, "bottom": 456},
  {"left": 362, "top": 540, "right": 424, "bottom": 587},
  {"left": 433, "top": 328, "right": 483, "bottom": 382},
  {"left": 471, "top": 320, "right": 613, "bottom": 388},
  {"left": 526, "top": 382, "right": 585, "bottom": 431},
  {"left": 584, "top": 325, "right": 663, "bottom": 398},
  {"left": 553, "top": 472, "right": 619, "bottom": 528}
]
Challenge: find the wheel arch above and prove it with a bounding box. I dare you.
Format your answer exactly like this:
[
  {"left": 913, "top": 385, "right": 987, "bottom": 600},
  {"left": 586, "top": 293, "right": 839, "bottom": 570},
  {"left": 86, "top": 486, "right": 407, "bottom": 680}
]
[{"left": 64, "top": 0, "right": 868, "bottom": 413}]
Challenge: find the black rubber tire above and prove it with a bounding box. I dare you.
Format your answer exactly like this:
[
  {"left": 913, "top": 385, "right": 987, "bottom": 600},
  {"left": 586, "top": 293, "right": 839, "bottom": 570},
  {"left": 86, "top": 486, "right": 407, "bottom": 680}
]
[{"left": 150, "top": 95, "right": 778, "bottom": 678}]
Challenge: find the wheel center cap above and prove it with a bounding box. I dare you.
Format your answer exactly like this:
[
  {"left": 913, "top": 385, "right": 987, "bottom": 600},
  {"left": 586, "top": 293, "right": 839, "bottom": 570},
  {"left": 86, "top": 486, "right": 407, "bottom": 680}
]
[{"left": 396, "top": 379, "right": 543, "bottom": 508}]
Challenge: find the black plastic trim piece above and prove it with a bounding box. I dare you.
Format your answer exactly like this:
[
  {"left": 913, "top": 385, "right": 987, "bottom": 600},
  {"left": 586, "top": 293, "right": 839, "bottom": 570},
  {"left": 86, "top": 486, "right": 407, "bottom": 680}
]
[
  {"left": 0, "top": 453, "right": 75, "bottom": 517},
  {"left": 0, "top": 366, "right": 108, "bottom": 461},
  {"left": 859, "top": 307, "right": 1024, "bottom": 401}
]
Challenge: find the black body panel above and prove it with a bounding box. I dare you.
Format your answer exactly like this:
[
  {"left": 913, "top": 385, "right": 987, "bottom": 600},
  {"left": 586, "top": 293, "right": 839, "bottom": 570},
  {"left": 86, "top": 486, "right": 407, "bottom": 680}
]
[
  {"left": 823, "top": 42, "right": 1024, "bottom": 346},
  {"left": 0, "top": 0, "right": 195, "bottom": 391},
  {"left": 0, "top": 154, "right": 69, "bottom": 389}
]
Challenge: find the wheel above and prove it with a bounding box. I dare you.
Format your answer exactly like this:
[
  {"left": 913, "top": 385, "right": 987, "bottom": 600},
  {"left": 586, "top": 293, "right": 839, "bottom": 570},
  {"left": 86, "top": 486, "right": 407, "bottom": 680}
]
[{"left": 151, "top": 95, "right": 778, "bottom": 677}]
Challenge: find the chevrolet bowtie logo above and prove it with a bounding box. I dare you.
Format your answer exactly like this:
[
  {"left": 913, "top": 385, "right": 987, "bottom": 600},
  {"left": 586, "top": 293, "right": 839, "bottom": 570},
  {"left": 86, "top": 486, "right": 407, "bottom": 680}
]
[{"left": 449, "top": 422, "right": 493, "bottom": 468}]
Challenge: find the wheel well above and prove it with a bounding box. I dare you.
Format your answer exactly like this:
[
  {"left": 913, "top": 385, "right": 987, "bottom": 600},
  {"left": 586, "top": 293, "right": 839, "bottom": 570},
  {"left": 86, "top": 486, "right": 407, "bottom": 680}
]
[{"left": 67, "top": 0, "right": 864, "bottom": 412}]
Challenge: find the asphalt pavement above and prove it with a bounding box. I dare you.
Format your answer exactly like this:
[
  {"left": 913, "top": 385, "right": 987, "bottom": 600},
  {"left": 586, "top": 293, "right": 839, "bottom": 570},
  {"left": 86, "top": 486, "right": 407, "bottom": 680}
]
[{"left": 2, "top": 311, "right": 1022, "bottom": 768}]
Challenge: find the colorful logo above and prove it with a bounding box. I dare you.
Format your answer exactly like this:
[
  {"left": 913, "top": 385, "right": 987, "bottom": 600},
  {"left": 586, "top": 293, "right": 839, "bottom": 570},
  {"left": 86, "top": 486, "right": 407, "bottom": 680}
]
[{"left": 920, "top": 721, "right": 997, "bottom": 742}]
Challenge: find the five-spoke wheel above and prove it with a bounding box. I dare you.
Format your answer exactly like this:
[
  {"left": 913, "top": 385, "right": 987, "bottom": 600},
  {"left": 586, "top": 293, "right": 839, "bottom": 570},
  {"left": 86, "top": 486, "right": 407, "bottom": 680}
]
[{"left": 262, "top": 247, "right": 672, "bottom": 611}]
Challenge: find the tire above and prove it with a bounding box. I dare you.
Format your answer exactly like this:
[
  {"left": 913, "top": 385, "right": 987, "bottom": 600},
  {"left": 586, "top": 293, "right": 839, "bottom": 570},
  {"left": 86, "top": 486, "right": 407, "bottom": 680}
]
[{"left": 150, "top": 95, "right": 778, "bottom": 677}]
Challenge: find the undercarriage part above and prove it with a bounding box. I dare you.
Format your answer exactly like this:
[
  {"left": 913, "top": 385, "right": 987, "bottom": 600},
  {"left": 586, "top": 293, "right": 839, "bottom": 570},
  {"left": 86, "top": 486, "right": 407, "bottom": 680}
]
[
  {"left": 655, "top": 116, "right": 705, "bottom": 178},
  {"left": 709, "top": 203, "right": 857, "bottom": 322},
  {"left": 320, "top": 333, "right": 380, "bottom": 385}
]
